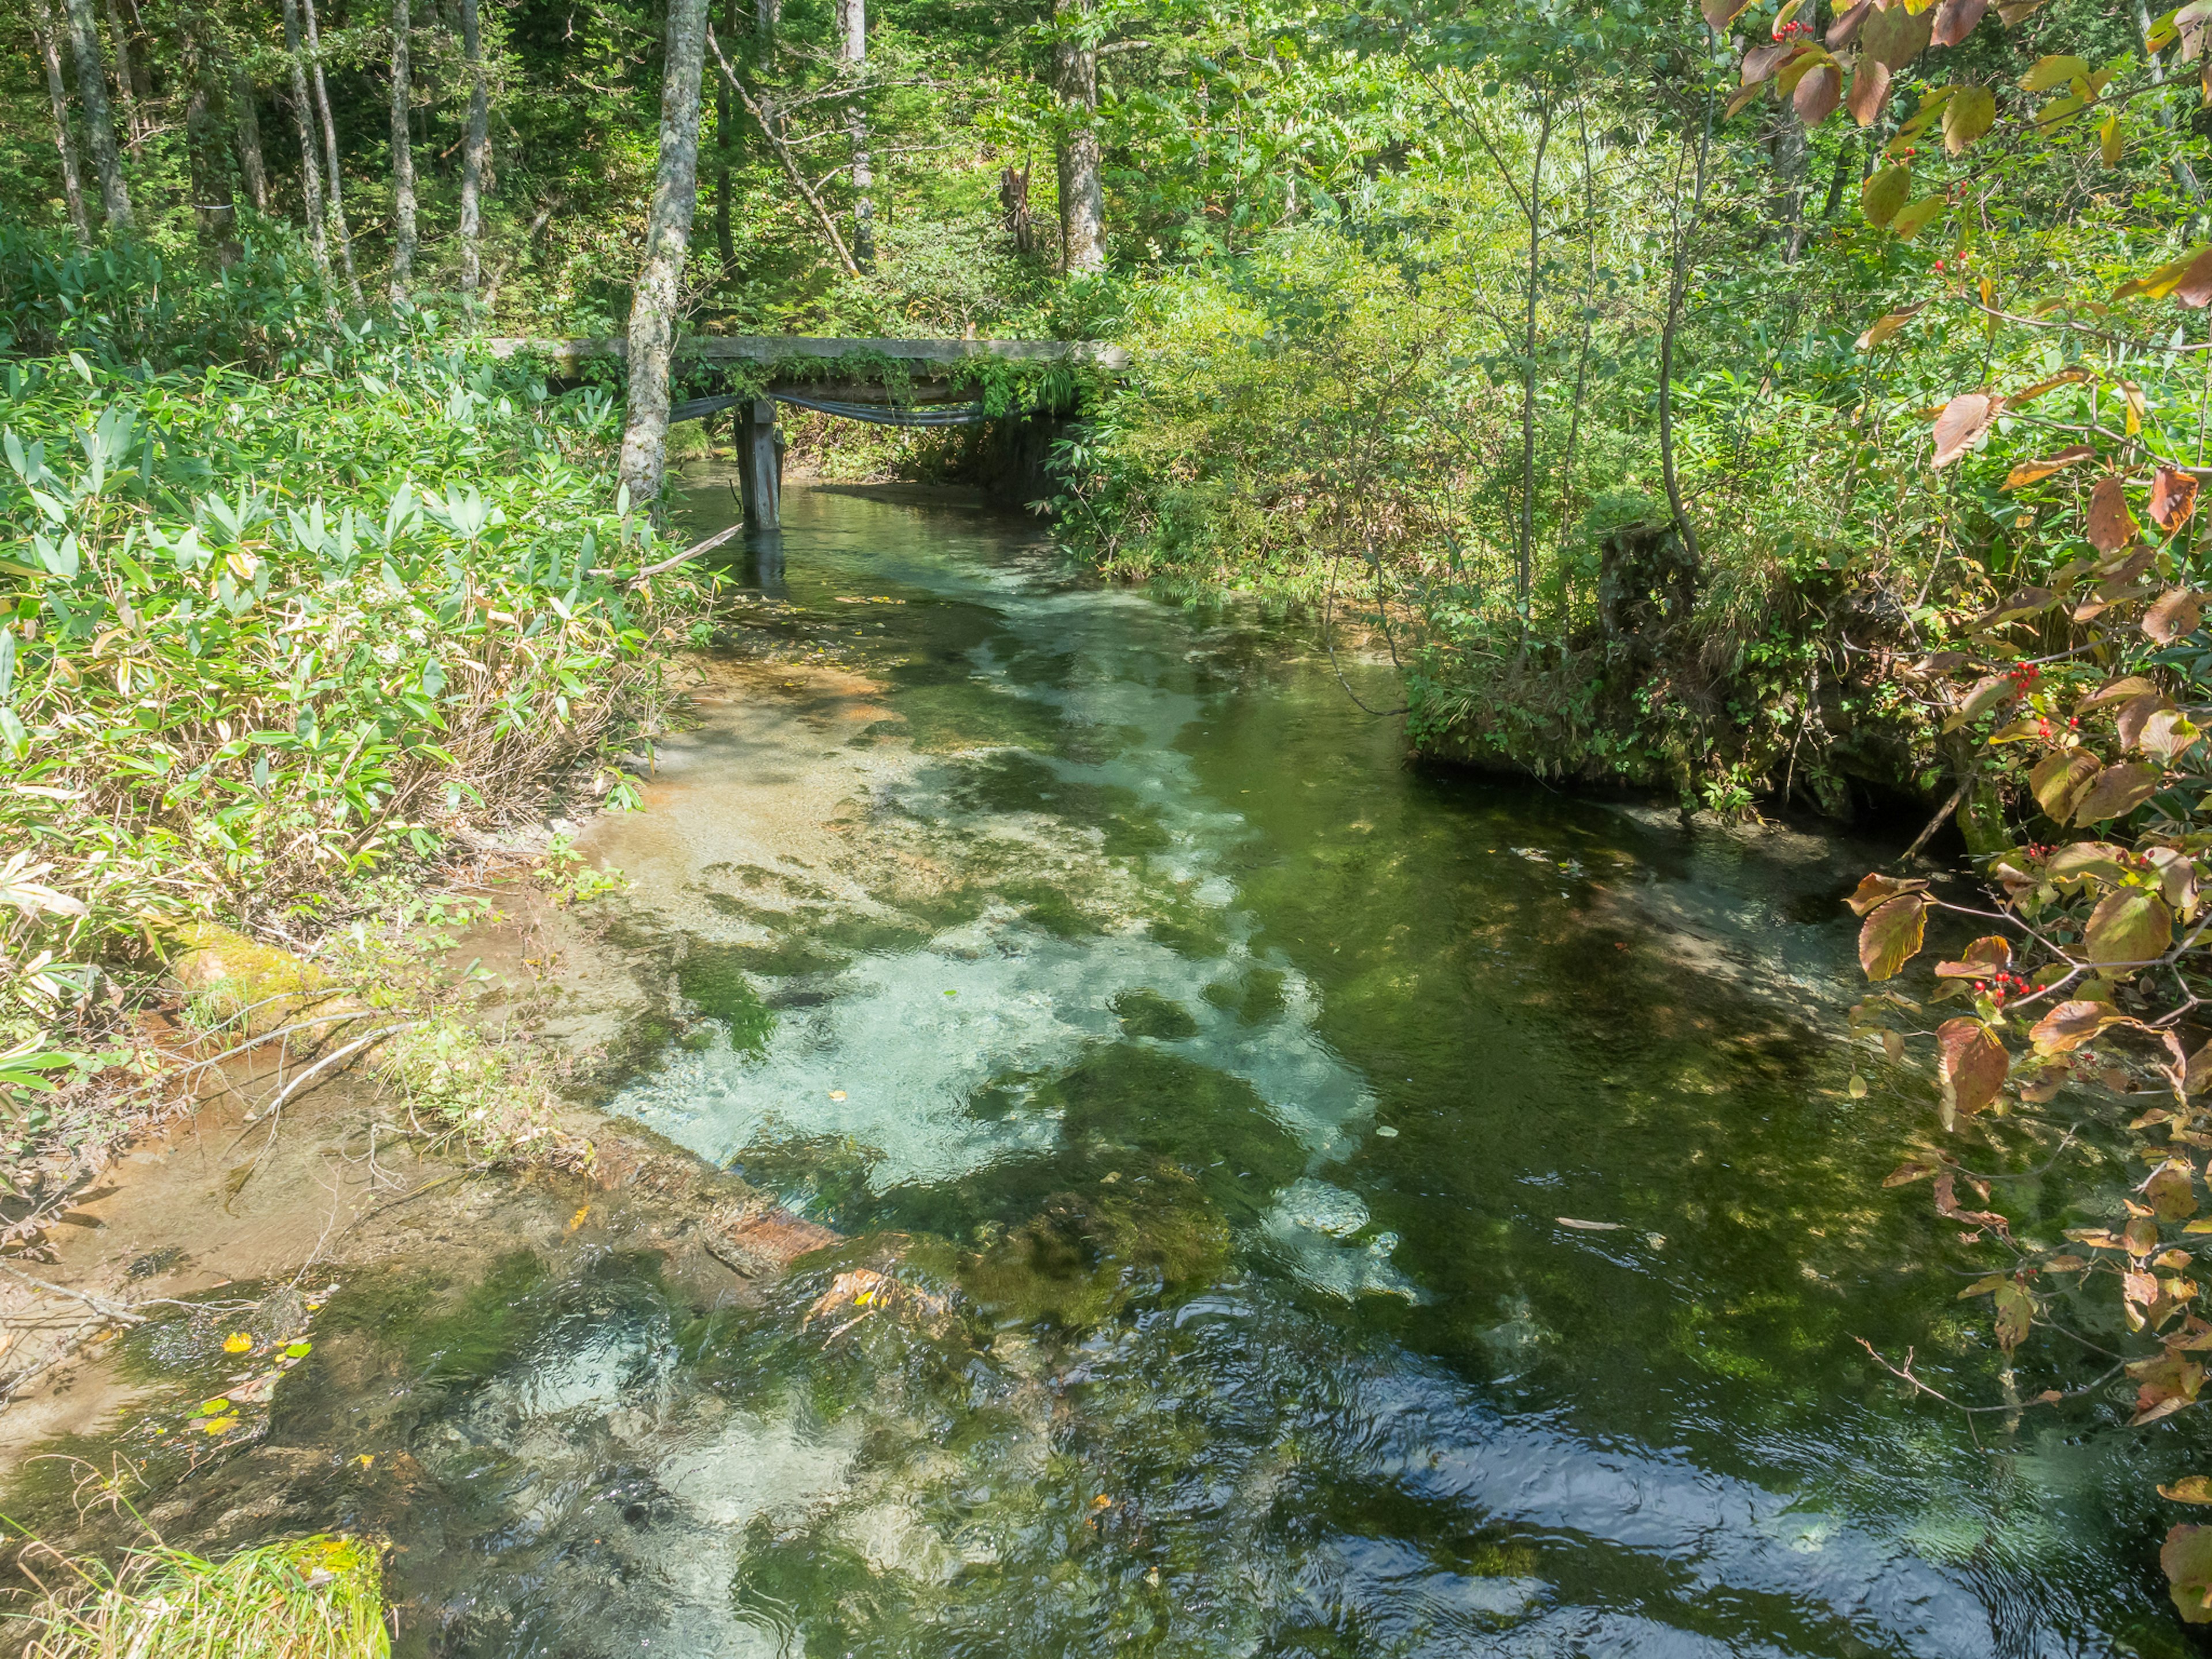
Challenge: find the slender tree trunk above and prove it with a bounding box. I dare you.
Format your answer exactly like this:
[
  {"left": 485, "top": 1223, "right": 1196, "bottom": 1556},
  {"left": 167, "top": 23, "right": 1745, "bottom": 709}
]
[
  {"left": 1514, "top": 100, "right": 1552, "bottom": 615},
  {"left": 756, "top": 0, "right": 778, "bottom": 36},
  {"left": 183, "top": 36, "right": 238, "bottom": 262},
  {"left": 1819, "top": 132, "right": 1856, "bottom": 221},
  {"left": 31, "top": 0, "right": 92, "bottom": 247},
  {"left": 457, "top": 0, "right": 491, "bottom": 296},
  {"left": 391, "top": 0, "right": 418, "bottom": 300},
  {"left": 277, "top": 0, "right": 331, "bottom": 274},
  {"left": 1052, "top": 0, "right": 1104, "bottom": 274},
  {"left": 714, "top": 0, "right": 734, "bottom": 271},
  {"left": 1658, "top": 33, "right": 1715, "bottom": 572},
  {"left": 61, "top": 0, "right": 131, "bottom": 232},
  {"left": 618, "top": 0, "right": 711, "bottom": 510},
  {"left": 1556, "top": 100, "right": 1598, "bottom": 556},
  {"left": 836, "top": 0, "right": 873, "bottom": 270},
  {"left": 234, "top": 69, "right": 270, "bottom": 213},
  {"left": 1767, "top": 108, "right": 1809, "bottom": 263},
  {"left": 103, "top": 0, "right": 141, "bottom": 148},
  {"left": 301, "top": 0, "right": 363, "bottom": 302}
]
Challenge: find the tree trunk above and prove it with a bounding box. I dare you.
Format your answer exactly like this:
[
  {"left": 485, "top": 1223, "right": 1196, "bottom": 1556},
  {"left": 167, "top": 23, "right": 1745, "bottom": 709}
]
[
  {"left": 1767, "top": 107, "right": 1809, "bottom": 263},
  {"left": 184, "top": 36, "right": 238, "bottom": 262},
  {"left": 836, "top": 0, "right": 873, "bottom": 270},
  {"left": 1658, "top": 33, "right": 1715, "bottom": 573},
  {"left": 713, "top": 0, "right": 734, "bottom": 270},
  {"left": 61, "top": 0, "right": 131, "bottom": 232},
  {"left": 277, "top": 0, "right": 332, "bottom": 275},
  {"left": 458, "top": 0, "right": 491, "bottom": 296},
  {"left": 756, "top": 0, "right": 779, "bottom": 37},
  {"left": 1052, "top": 0, "right": 1104, "bottom": 275},
  {"left": 1514, "top": 100, "right": 1552, "bottom": 616},
  {"left": 616, "top": 0, "right": 711, "bottom": 511},
  {"left": 301, "top": 0, "right": 364, "bottom": 303},
  {"left": 391, "top": 0, "right": 418, "bottom": 300},
  {"left": 30, "top": 0, "right": 92, "bottom": 247},
  {"left": 234, "top": 69, "right": 270, "bottom": 213},
  {"left": 103, "top": 0, "right": 141, "bottom": 148}
]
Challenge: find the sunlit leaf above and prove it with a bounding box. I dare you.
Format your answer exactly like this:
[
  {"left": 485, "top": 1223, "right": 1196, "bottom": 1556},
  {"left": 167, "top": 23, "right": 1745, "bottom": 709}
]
[
  {"left": 1859, "top": 893, "right": 1929, "bottom": 980},
  {"left": 1942, "top": 85, "right": 1997, "bottom": 151},
  {"left": 1931, "top": 392, "right": 1999, "bottom": 468},
  {"left": 1936, "top": 1017, "right": 2007, "bottom": 1126},
  {"left": 2153, "top": 466, "right": 2203, "bottom": 532},
  {"left": 1933, "top": 935, "right": 2012, "bottom": 978},
  {"left": 2020, "top": 54, "right": 2089, "bottom": 92},
  {"left": 1845, "top": 872, "right": 1931, "bottom": 916},
  {"left": 2084, "top": 886, "right": 2175, "bottom": 963},
  {"left": 2029, "top": 999, "right": 2134, "bottom": 1053},
  {"left": 2027, "top": 749, "right": 2099, "bottom": 822},
  {"left": 2162, "top": 1478, "right": 2212, "bottom": 1505},
  {"left": 1931, "top": 0, "right": 1989, "bottom": 46}
]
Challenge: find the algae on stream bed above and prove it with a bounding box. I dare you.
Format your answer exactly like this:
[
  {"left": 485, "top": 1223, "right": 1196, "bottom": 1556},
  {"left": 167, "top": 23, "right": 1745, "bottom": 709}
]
[{"left": 7, "top": 478, "right": 2203, "bottom": 1656}]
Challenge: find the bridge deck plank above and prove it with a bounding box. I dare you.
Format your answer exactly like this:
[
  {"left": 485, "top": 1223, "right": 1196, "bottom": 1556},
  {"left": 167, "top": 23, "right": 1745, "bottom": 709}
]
[{"left": 484, "top": 335, "right": 1128, "bottom": 373}]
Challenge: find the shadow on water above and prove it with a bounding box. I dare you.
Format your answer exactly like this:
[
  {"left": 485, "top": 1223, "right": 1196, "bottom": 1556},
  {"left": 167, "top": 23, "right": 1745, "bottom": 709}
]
[{"left": 14, "top": 476, "right": 2208, "bottom": 1657}]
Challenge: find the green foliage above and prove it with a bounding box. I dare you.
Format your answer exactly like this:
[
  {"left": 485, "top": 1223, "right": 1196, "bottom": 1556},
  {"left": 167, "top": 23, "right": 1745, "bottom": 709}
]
[
  {"left": 4, "top": 1532, "right": 389, "bottom": 1658},
  {"left": 0, "top": 234, "right": 706, "bottom": 1127}
]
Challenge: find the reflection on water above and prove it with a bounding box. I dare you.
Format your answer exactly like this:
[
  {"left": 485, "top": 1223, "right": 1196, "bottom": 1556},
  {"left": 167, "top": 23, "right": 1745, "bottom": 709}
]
[{"left": 33, "top": 480, "right": 2200, "bottom": 1654}]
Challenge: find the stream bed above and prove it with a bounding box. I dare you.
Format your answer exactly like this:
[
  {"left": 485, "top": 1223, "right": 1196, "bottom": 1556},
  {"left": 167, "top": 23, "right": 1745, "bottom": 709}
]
[{"left": 18, "top": 479, "right": 2203, "bottom": 1656}]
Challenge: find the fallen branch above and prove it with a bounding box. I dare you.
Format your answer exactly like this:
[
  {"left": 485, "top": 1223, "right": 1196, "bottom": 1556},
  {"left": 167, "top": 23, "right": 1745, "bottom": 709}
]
[{"left": 631, "top": 520, "right": 744, "bottom": 586}]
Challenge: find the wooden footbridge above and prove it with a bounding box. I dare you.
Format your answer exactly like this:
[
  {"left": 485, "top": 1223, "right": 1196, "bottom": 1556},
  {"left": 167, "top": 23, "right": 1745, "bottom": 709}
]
[{"left": 487, "top": 335, "right": 1128, "bottom": 531}]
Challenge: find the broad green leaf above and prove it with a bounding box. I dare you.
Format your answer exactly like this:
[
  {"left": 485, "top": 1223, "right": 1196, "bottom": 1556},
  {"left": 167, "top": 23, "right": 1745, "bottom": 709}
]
[
  {"left": 1992, "top": 1282, "right": 2033, "bottom": 1350},
  {"left": 2021, "top": 54, "right": 2088, "bottom": 92},
  {"left": 1861, "top": 164, "right": 1911, "bottom": 227},
  {"left": 2084, "top": 887, "right": 2174, "bottom": 964},
  {"left": 1892, "top": 196, "right": 1948, "bottom": 240},
  {"left": 1943, "top": 85, "right": 1997, "bottom": 152}
]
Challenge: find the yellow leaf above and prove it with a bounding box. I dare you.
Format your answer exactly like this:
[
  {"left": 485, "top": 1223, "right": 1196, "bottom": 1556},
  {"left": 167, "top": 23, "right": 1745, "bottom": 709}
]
[{"left": 223, "top": 1332, "right": 252, "bottom": 1354}]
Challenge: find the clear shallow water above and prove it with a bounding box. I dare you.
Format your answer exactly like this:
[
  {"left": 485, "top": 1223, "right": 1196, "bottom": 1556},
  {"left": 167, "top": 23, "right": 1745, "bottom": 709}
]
[{"left": 30, "top": 482, "right": 2200, "bottom": 1654}]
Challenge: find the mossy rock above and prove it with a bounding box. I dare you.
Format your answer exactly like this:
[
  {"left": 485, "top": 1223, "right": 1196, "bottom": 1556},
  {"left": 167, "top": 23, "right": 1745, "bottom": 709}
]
[{"left": 162, "top": 923, "right": 354, "bottom": 1035}]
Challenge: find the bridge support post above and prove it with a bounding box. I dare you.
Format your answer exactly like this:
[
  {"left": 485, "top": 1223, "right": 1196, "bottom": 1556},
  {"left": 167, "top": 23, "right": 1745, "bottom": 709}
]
[{"left": 737, "top": 396, "right": 782, "bottom": 531}]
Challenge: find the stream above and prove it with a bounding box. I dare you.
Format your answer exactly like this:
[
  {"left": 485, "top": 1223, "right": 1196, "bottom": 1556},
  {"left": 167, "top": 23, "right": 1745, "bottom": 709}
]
[{"left": 21, "top": 479, "right": 2204, "bottom": 1655}]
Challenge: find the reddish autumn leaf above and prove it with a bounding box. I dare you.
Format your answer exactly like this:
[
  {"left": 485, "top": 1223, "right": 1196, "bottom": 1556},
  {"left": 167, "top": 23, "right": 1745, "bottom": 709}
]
[
  {"left": 1937, "top": 1017, "right": 2008, "bottom": 1127},
  {"left": 1826, "top": 0, "right": 1873, "bottom": 47},
  {"left": 2153, "top": 465, "right": 2203, "bottom": 531},
  {"left": 2179, "top": 245, "right": 2212, "bottom": 309},
  {"left": 1741, "top": 41, "right": 1794, "bottom": 84},
  {"left": 2002, "top": 444, "right": 2096, "bottom": 488},
  {"left": 1862, "top": 0, "right": 1933, "bottom": 68},
  {"left": 2077, "top": 675, "right": 2162, "bottom": 713},
  {"left": 1931, "top": 393, "right": 1998, "bottom": 468},
  {"left": 2074, "top": 762, "right": 2165, "bottom": 826},
  {"left": 1843, "top": 58, "right": 1891, "bottom": 125},
  {"left": 2029, "top": 999, "right": 2134, "bottom": 1053},
  {"left": 2147, "top": 589, "right": 2208, "bottom": 645},
  {"left": 1883, "top": 1160, "right": 1939, "bottom": 1187},
  {"left": 1932, "top": 0, "right": 1990, "bottom": 44},
  {"left": 1933, "top": 934, "right": 2012, "bottom": 978},
  {"left": 2119, "top": 693, "right": 2180, "bottom": 752},
  {"left": 2141, "top": 708, "right": 2203, "bottom": 764},
  {"left": 1859, "top": 893, "right": 1928, "bottom": 980},
  {"left": 1794, "top": 60, "right": 1842, "bottom": 123},
  {"left": 2084, "top": 886, "right": 2175, "bottom": 963},
  {"left": 1699, "top": 0, "right": 1748, "bottom": 27},
  {"left": 2089, "top": 475, "right": 2140, "bottom": 551},
  {"left": 1844, "top": 872, "right": 1931, "bottom": 916}
]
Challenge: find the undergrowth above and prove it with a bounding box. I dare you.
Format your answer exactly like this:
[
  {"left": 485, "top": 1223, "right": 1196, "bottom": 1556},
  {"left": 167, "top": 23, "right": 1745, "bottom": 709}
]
[
  {"left": 3, "top": 1532, "right": 388, "bottom": 1658},
  {"left": 0, "top": 232, "right": 714, "bottom": 1182}
]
